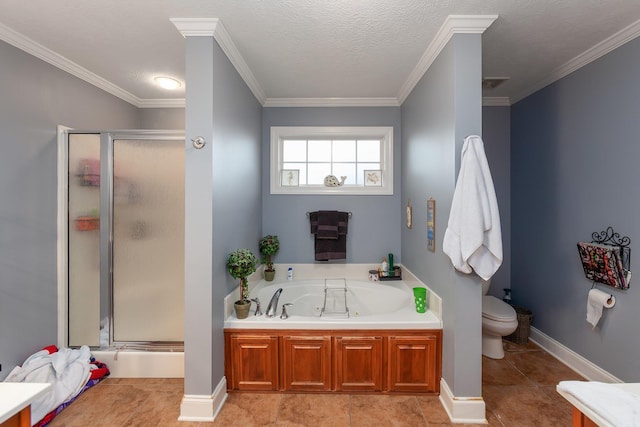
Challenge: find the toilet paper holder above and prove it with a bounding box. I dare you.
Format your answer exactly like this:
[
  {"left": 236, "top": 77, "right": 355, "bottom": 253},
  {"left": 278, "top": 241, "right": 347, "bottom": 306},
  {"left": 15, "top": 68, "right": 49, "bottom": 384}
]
[
  {"left": 590, "top": 282, "right": 614, "bottom": 304},
  {"left": 577, "top": 226, "right": 631, "bottom": 290}
]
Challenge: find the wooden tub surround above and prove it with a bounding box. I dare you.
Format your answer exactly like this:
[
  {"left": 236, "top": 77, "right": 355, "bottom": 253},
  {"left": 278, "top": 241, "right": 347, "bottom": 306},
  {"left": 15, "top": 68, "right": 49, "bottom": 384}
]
[{"left": 224, "top": 329, "right": 442, "bottom": 394}]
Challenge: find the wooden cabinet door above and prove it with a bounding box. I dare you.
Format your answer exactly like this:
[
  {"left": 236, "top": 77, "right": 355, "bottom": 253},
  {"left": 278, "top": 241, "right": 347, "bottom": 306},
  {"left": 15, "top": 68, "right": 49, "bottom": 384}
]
[
  {"left": 388, "top": 334, "right": 441, "bottom": 393},
  {"left": 334, "top": 336, "right": 383, "bottom": 391},
  {"left": 229, "top": 334, "right": 279, "bottom": 391},
  {"left": 282, "top": 335, "right": 332, "bottom": 391}
]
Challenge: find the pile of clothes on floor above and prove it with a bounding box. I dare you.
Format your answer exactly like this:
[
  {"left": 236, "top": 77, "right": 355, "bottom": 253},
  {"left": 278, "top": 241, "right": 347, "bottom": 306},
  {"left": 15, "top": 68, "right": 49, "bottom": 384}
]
[{"left": 3, "top": 345, "right": 109, "bottom": 426}]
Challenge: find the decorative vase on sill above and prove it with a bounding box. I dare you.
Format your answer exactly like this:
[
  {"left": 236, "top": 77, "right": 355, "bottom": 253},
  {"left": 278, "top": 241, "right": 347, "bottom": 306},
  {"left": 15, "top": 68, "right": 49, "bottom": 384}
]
[
  {"left": 259, "top": 235, "right": 279, "bottom": 282},
  {"left": 227, "top": 248, "right": 257, "bottom": 319}
]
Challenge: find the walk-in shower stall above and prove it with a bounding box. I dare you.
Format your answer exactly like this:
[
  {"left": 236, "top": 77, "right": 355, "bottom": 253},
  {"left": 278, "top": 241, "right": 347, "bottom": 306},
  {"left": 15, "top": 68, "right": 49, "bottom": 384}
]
[{"left": 61, "top": 130, "right": 185, "bottom": 376}]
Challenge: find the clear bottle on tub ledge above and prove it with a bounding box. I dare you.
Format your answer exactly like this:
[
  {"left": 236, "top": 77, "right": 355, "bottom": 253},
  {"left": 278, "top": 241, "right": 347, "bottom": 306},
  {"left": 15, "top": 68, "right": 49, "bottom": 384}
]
[
  {"left": 381, "top": 258, "right": 388, "bottom": 277},
  {"left": 287, "top": 267, "right": 293, "bottom": 280}
]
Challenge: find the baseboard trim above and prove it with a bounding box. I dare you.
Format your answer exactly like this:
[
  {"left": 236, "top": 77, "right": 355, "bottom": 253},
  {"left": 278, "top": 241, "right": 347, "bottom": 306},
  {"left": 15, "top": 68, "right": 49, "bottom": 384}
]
[
  {"left": 439, "top": 378, "right": 486, "bottom": 424},
  {"left": 179, "top": 377, "right": 228, "bottom": 421},
  {"left": 529, "top": 327, "right": 621, "bottom": 383}
]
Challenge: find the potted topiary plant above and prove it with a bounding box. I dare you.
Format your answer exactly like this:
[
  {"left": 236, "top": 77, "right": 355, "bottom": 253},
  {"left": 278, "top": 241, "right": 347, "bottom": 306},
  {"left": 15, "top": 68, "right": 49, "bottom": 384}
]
[
  {"left": 227, "top": 248, "right": 257, "bottom": 319},
  {"left": 259, "top": 235, "right": 280, "bottom": 281}
]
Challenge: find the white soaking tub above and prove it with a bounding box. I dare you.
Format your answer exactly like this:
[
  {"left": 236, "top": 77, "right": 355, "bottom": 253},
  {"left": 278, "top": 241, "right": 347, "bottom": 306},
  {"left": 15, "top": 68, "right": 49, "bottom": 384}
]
[{"left": 224, "top": 279, "right": 442, "bottom": 330}]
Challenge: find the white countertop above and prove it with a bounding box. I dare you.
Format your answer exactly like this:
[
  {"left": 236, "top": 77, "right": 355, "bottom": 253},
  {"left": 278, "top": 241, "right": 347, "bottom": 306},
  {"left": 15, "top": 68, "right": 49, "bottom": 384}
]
[
  {"left": 557, "top": 383, "right": 640, "bottom": 427},
  {"left": 0, "top": 382, "right": 51, "bottom": 423}
]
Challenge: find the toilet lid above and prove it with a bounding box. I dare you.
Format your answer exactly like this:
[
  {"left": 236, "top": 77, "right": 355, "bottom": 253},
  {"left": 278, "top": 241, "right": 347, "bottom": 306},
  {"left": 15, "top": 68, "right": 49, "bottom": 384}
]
[{"left": 482, "top": 296, "right": 516, "bottom": 321}]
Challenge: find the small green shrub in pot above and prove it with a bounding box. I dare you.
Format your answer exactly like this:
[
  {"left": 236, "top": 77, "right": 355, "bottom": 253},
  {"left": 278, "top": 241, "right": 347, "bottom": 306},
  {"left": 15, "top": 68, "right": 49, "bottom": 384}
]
[
  {"left": 227, "top": 248, "right": 257, "bottom": 306},
  {"left": 259, "top": 235, "right": 279, "bottom": 281}
]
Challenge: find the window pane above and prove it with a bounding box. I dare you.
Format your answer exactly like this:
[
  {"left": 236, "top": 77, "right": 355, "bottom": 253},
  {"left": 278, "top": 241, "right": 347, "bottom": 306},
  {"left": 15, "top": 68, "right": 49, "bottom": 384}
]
[
  {"left": 283, "top": 140, "right": 306, "bottom": 162},
  {"left": 332, "top": 140, "right": 356, "bottom": 162},
  {"left": 357, "top": 140, "right": 380, "bottom": 162},
  {"left": 357, "top": 163, "right": 380, "bottom": 185},
  {"left": 308, "top": 140, "right": 331, "bottom": 162},
  {"left": 283, "top": 163, "right": 307, "bottom": 185},
  {"left": 308, "top": 163, "right": 331, "bottom": 185},
  {"left": 333, "top": 163, "right": 356, "bottom": 185}
]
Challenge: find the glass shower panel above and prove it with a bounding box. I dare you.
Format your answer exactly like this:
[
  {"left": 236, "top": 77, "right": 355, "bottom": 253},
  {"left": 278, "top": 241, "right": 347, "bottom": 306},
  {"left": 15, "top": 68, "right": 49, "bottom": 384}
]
[
  {"left": 112, "top": 139, "right": 184, "bottom": 342},
  {"left": 68, "top": 133, "right": 101, "bottom": 347}
]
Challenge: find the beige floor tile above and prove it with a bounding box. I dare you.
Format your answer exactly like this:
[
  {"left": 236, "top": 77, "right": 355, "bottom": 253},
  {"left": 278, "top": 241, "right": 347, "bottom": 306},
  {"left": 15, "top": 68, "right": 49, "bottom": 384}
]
[
  {"left": 213, "top": 393, "right": 280, "bottom": 427},
  {"left": 276, "top": 394, "right": 350, "bottom": 427},
  {"left": 351, "top": 394, "right": 426, "bottom": 427},
  {"left": 416, "top": 396, "right": 449, "bottom": 424},
  {"left": 505, "top": 350, "right": 584, "bottom": 386},
  {"left": 48, "top": 382, "right": 151, "bottom": 427},
  {"left": 482, "top": 356, "right": 532, "bottom": 386},
  {"left": 39, "top": 339, "right": 586, "bottom": 427},
  {"left": 483, "top": 385, "right": 572, "bottom": 426}
]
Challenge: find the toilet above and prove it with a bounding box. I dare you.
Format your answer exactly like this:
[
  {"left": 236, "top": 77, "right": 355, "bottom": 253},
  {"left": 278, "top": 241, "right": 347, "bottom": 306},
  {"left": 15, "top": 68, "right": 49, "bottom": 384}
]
[{"left": 481, "top": 279, "right": 518, "bottom": 359}]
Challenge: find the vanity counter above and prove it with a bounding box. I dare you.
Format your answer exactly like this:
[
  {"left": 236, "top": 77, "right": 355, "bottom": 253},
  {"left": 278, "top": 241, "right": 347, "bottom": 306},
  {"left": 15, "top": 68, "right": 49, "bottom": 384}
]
[{"left": 0, "top": 382, "right": 51, "bottom": 425}]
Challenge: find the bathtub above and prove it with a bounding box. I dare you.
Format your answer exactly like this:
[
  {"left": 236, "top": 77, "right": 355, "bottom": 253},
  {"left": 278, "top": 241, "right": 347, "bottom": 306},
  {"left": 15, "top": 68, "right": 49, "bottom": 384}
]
[{"left": 224, "top": 279, "right": 442, "bottom": 330}]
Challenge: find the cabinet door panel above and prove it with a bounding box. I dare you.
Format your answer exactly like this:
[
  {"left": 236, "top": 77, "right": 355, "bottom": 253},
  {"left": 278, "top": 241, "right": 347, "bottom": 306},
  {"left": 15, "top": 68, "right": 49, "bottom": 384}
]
[
  {"left": 283, "top": 335, "right": 331, "bottom": 391},
  {"left": 388, "top": 335, "right": 440, "bottom": 393},
  {"left": 334, "top": 336, "right": 383, "bottom": 391},
  {"left": 230, "top": 335, "right": 279, "bottom": 391}
]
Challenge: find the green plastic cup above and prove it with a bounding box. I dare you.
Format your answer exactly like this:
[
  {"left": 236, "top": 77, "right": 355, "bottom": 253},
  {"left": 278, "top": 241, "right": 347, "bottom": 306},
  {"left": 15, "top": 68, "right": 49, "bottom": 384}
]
[{"left": 413, "top": 287, "right": 427, "bottom": 313}]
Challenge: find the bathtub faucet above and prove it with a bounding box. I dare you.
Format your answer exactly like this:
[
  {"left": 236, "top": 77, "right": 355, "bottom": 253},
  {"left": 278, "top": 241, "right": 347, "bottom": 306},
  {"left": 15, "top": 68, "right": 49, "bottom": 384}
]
[{"left": 265, "top": 288, "right": 283, "bottom": 317}]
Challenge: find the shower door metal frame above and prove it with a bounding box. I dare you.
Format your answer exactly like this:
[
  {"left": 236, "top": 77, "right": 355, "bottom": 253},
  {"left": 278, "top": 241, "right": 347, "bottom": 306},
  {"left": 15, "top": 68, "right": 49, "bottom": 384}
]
[{"left": 65, "top": 129, "right": 185, "bottom": 351}]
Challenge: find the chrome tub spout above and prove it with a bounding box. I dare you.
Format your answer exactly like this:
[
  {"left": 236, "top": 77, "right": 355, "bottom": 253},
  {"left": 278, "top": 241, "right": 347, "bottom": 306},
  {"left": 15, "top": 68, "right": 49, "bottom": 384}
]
[{"left": 265, "top": 288, "right": 283, "bottom": 317}]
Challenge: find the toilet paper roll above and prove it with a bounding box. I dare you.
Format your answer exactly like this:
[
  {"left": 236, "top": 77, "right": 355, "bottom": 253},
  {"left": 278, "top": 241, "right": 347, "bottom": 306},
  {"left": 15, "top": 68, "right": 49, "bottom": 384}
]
[{"left": 586, "top": 288, "right": 616, "bottom": 328}]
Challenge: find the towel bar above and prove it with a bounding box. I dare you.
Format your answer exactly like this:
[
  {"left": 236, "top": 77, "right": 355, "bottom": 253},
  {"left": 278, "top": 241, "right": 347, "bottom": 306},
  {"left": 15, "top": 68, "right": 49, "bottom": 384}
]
[{"left": 307, "top": 211, "right": 352, "bottom": 218}]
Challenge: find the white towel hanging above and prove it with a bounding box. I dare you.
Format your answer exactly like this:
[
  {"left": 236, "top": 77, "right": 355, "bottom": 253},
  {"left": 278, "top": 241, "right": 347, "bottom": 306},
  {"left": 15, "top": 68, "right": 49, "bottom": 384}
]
[{"left": 443, "top": 135, "right": 503, "bottom": 280}]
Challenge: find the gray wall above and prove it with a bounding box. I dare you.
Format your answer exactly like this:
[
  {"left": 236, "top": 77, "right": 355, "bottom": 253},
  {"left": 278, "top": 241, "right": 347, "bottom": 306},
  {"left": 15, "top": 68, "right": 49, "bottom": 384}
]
[
  {"left": 512, "top": 36, "right": 640, "bottom": 381},
  {"left": 401, "top": 34, "right": 483, "bottom": 397},
  {"left": 183, "top": 36, "right": 262, "bottom": 395},
  {"left": 0, "top": 40, "right": 141, "bottom": 380},
  {"left": 139, "top": 108, "right": 185, "bottom": 130},
  {"left": 262, "top": 107, "right": 402, "bottom": 264},
  {"left": 482, "top": 106, "right": 511, "bottom": 298}
]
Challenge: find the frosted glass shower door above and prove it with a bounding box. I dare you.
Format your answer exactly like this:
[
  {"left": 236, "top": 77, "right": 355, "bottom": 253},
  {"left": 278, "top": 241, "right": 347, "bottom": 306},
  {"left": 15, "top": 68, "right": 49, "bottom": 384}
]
[
  {"left": 68, "top": 133, "right": 101, "bottom": 347},
  {"left": 112, "top": 138, "right": 184, "bottom": 343}
]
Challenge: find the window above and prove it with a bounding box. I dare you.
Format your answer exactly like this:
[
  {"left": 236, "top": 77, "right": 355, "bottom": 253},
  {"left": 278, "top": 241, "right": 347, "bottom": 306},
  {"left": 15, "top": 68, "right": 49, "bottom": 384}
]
[{"left": 270, "top": 126, "right": 393, "bottom": 195}]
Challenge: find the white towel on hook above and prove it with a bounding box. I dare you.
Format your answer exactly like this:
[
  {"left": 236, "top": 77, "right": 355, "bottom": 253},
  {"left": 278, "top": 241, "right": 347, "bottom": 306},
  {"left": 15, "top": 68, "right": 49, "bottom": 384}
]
[{"left": 443, "top": 135, "right": 503, "bottom": 280}]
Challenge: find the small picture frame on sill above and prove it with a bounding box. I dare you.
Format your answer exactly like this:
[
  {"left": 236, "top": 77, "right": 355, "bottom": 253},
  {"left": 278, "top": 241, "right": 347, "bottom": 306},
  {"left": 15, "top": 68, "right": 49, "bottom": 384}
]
[
  {"left": 281, "top": 169, "right": 299, "bottom": 187},
  {"left": 364, "top": 170, "right": 382, "bottom": 187}
]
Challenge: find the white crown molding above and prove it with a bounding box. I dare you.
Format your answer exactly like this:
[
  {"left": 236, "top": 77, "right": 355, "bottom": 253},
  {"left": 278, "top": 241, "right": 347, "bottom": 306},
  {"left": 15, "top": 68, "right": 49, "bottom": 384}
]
[
  {"left": 397, "top": 15, "right": 498, "bottom": 104},
  {"left": 0, "top": 22, "right": 142, "bottom": 107},
  {"left": 482, "top": 96, "right": 511, "bottom": 107},
  {"left": 512, "top": 17, "right": 640, "bottom": 104},
  {"left": 137, "top": 98, "right": 185, "bottom": 108},
  {"left": 170, "top": 17, "right": 218, "bottom": 37},
  {"left": 263, "top": 97, "right": 400, "bottom": 108},
  {"left": 171, "top": 18, "right": 267, "bottom": 105}
]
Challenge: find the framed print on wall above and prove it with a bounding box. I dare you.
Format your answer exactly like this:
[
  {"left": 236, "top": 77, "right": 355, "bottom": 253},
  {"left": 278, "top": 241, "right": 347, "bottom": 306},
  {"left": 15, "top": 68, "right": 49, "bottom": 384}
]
[{"left": 427, "top": 198, "right": 435, "bottom": 252}]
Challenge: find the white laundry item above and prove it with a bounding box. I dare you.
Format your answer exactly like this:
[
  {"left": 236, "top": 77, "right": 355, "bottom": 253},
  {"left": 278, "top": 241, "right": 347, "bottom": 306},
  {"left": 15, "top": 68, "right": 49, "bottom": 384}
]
[
  {"left": 4, "top": 346, "right": 91, "bottom": 425},
  {"left": 443, "top": 135, "right": 503, "bottom": 280},
  {"left": 558, "top": 381, "right": 640, "bottom": 426}
]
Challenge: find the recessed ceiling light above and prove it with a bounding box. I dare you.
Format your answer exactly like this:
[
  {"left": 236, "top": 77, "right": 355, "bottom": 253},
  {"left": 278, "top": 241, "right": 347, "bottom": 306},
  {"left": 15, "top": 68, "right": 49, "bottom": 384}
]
[{"left": 154, "top": 76, "right": 182, "bottom": 90}]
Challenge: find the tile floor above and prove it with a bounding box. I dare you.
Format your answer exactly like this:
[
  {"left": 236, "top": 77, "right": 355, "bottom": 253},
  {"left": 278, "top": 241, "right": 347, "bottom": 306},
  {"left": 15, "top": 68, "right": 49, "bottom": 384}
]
[{"left": 48, "top": 340, "right": 585, "bottom": 426}]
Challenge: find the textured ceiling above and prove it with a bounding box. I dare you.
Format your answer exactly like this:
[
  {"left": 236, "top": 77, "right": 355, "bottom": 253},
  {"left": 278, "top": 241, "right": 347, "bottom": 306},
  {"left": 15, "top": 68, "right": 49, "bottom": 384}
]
[{"left": 0, "top": 0, "right": 639, "bottom": 106}]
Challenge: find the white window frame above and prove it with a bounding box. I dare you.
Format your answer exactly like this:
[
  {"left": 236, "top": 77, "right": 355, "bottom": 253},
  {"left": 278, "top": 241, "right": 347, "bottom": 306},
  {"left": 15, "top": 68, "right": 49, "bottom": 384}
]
[{"left": 270, "top": 126, "right": 393, "bottom": 195}]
